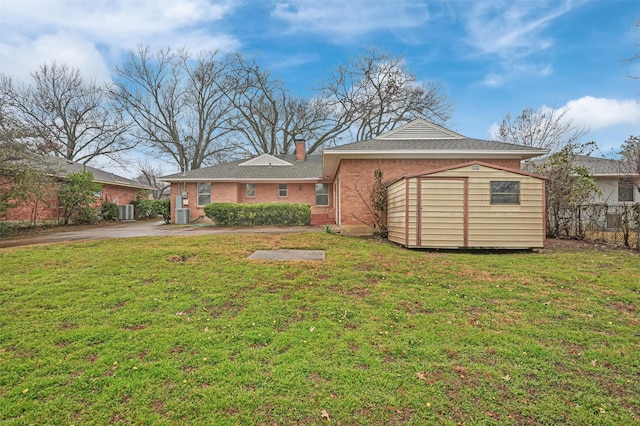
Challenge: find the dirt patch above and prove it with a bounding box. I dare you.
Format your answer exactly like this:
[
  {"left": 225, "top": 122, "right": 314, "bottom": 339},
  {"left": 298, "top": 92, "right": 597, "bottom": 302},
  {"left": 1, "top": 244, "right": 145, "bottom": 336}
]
[
  {"left": 125, "top": 324, "right": 148, "bottom": 331},
  {"left": 170, "top": 346, "right": 185, "bottom": 354},
  {"left": 612, "top": 302, "right": 636, "bottom": 313},
  {"left": 166, "top": 254, "right": 198, "bottom": 262},
  {"left": 544, "top": 238, "right": 638, "bottom": 253}
]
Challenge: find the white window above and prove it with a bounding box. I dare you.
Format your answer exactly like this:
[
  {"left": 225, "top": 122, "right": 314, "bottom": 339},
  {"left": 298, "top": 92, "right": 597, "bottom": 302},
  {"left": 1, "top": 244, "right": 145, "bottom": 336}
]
[
  {"left": 315, "top": 183, "right": 329, "bottom": 206},
  {"left": 197, "top": 183, "right": 211, "bottom": 205},
  {"left": 490, "top": 181, "right": 520, "bottom": 204},
  {"left": 246, "top": 183, "right": 256, "bottom": 198},
  {"left": 278, "top": 184, "right": 288, "bottom": 197},
  {"left": 618, "top": 179, "right": 634, "bottom": 202}
]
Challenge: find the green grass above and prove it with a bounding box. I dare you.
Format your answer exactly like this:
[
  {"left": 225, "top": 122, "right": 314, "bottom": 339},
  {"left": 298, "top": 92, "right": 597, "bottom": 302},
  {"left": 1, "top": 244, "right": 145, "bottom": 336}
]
[{"left": 0, "top": 234, "right": 638, "bottom": 425}]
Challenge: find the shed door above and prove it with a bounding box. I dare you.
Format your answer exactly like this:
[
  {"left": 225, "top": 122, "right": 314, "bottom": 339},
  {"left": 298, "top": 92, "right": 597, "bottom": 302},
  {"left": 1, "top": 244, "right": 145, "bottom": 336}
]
[{"left": 419, "top": 179, "right": 466, "bottom": 248}]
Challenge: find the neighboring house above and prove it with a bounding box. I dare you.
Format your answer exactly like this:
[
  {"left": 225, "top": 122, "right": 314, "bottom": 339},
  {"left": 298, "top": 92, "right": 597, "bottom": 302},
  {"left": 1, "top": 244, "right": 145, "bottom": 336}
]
[
  {"left": 571, "top": 155, "right": 639, "bottom": 230},
  {"left": 163, "top": 118, "right": 549, "bottom": 248},
  {"left": 569, "top": 155, "right": 639, "bottom": 206},
  {"left": 3, "top": 156, "right": 152, "bottom": 224}
]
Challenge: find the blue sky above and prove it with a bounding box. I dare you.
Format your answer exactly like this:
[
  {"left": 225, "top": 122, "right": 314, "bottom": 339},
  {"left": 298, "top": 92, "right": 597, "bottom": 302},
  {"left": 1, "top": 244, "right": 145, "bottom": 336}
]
[{"left": 1, "top": 0, "right": 639, "bottom": 173}]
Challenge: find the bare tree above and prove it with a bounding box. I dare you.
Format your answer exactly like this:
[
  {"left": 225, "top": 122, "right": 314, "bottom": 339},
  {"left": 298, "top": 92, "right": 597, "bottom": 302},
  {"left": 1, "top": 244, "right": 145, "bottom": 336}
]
[
  {"left": 225, "top": 49, "right": 453, "bottom": 156},
  {"left": 112, "top": 44, "right": 234, "bottom": 172},
  {"left": 224, "top": 54, "right": 303, "bottom": 156},
  {"left": 135, "top": 160, "right": 170, "bottom": 200},
  {"left": 496, "top": 107, "right": 586, "bottom": 152},
  {"left": 621, "top": 135, "right": 640, "bottom": 185},
  {"left": 623, "top": 20, "right": 639, "bottom": 80},
  {"left": 0, "top": 88, "right": 56, "bottom": 220},
  {"left": 531, "top": 142, "right": 600, "bottom": 238},
  {"left": 1, "top": 63, "right": 132, "bottom": 164},
  {"left": 319, "top": 48, "right": 453, "bottom": 143}
]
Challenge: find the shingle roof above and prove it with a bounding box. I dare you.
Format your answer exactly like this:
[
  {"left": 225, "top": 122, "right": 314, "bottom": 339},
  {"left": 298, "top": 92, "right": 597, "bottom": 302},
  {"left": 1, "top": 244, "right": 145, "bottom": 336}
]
[
  {"left": 570, "top": 155, "right": 632, "bottom": 176},
  {"left": 162, "top": 155, "right": 323, "bottom": 181},
  {"left": 530, "top": 155, "right": 635, "bottom": 176},
  {"left": 38, "top": 156, "right": 152, "bottom": 189},
  {"left": 324, "top": 137, "right": 544, "bottom": 153},
  {"left": 162, "top": 119, "right": 549, "bottom": 182}
]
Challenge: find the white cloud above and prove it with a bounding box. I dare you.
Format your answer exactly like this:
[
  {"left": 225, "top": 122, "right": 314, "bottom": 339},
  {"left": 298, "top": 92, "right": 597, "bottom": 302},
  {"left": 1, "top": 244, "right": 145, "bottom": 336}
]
[
  {"left": 487, "top": 122, "right": 501, "bottom": 140},
  {"left": 1, "top": 33, "right": 112, "bottom": 83},
  {"left": 557, "top": 96, "right": 640, "bottom": 131},
  {"left": 459, "top": 0, "right": 580, "bottom": 88},
  {"left": 271, "top": 1, "right": 430, "bottom": 41},
  {"left": 0, "top": 0, "right": 240, "bottom": 82},
  {"left": 462, "top": 0, "right": 573, "bottom": 58}
]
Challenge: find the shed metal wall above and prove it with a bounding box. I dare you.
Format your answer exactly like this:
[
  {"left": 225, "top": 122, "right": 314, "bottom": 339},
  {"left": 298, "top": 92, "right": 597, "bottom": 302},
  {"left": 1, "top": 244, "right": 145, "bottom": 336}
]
[
  {"left": 419, "top": 179, "right": 466, "bottom": 248},
  {"left": 386, "top": 179, "right": 407, "bottom": 245},
  {"left": 388, "top": 163, "right": 545, "bottom": 249}
]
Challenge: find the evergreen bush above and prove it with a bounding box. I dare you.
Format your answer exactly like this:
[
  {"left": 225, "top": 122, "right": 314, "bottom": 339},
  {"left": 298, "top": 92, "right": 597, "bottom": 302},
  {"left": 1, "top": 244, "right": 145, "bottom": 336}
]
[{"left": 204, "top": 203, "right": 311, "bottom": 226}]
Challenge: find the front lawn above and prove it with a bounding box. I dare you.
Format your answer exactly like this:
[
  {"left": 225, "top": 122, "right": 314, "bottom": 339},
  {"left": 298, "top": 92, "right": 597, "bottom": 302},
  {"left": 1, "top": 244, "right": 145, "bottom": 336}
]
[{"left": 0, "top": 234, "right": 638, "bottom": 425}]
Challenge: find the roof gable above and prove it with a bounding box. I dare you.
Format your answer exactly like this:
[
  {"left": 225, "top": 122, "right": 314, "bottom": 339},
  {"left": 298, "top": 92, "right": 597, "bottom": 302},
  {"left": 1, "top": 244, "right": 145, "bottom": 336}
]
[
  {"left": 376, "top": 118, "right": 464, "bottom": 140},
  {"left": 239, "top": 153, "right": 292, "bottom": 167}
]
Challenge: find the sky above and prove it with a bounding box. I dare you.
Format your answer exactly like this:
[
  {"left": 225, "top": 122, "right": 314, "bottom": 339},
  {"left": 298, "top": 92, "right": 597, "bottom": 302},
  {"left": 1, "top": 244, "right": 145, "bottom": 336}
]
[{"left": 1, "top": 0, "right": 639, "bottom": 177}]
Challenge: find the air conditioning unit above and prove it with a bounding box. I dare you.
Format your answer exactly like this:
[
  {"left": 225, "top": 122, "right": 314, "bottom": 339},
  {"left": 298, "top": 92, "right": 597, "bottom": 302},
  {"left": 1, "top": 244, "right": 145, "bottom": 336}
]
[
  {"left": 175, "top": 208, "right": 190, "bottom": 225},
  {"left": 118, "top": 204, "right": 134, "bottom": 221}
]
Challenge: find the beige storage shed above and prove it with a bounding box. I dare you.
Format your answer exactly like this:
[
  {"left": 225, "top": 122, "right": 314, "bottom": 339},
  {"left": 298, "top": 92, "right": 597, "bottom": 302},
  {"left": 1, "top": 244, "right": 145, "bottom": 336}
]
[{"left": 387, "top": 162, "right": 547, "bottom": 249}]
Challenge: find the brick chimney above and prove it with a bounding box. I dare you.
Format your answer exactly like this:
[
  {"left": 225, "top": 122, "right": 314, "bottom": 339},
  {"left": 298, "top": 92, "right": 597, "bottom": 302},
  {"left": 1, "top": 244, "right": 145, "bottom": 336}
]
[{"left": 295, "top": 139, "right": 306, "bottom": 162}]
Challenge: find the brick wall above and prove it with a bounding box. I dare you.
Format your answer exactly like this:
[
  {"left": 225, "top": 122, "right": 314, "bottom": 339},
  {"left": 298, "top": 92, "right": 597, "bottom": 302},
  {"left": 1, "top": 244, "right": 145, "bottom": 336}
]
[
  {"left": 336, "top": 158, "right": 522, "bottom": 227},
  {"left": 3, "top": 182, "right": 59, "bottom": 223},
  {"left": 3, "top": 181, "right": 145, "bottom": 223},
  {"left": 100, "top": 184, "right": 143, "bottom": 205},
  {"left": 171, "top": 181, "right": 333, "bottom": 223}
]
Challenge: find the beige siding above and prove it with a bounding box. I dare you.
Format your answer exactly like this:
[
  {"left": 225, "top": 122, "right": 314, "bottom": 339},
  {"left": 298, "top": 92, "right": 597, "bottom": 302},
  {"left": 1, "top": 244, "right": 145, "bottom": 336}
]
[
  {"left": 419, "top": 179, "right": 465, "bottom": 248},
  {"left": 387, "top": 180, "right": 407, "bottom": 245},
  {"left": 429, "top": 165, "right": 544, "bottom": 248},
  {"left": 386, "top": 164, "right": 545, "bottom": 249},
  {"left": 407, "top": 178, "right": 419, "bottom": 247}
]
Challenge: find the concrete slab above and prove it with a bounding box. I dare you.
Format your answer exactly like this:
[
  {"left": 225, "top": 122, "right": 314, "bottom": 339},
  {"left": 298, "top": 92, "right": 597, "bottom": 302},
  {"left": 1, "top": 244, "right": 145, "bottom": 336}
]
[{"left": 247, "top": 249, "right": 326, "bottom": 261}]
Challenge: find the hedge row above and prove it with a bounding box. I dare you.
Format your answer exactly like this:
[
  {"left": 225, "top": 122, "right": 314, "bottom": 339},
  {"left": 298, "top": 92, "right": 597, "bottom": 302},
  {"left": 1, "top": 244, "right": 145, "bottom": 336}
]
[{"left": 203, "top": 202, "right": 311, "bottom": 226}]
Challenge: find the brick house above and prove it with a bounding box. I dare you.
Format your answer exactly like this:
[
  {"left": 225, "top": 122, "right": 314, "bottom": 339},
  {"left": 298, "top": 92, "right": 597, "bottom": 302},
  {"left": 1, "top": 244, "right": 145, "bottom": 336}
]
[
  {"left": 2, "top": 156, "right": 152, "bottom": 224},
  {"left": 163, "top": 119, "right": 549, "bottom": 244}
]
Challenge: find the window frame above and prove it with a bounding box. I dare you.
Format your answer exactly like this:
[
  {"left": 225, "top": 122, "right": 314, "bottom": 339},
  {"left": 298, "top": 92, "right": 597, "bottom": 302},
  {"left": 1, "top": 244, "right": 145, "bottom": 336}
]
[
  {"left": 490, "top": 181, "right": 520, "bottom": 205},
  {"left": 197, "top": 182, "right": 211, "bottom": 206},
  {"left": 315, "top": 183, "right": 329, "bottom": 206},
  {"left": 278, "top": 183, "right": 288, "bottom": 198},
  {"left": 246, "top": 183, "right": 256, "bottom": 198},
  {"left": 618, "top": 178, "right": 634, "bottom": 202}
]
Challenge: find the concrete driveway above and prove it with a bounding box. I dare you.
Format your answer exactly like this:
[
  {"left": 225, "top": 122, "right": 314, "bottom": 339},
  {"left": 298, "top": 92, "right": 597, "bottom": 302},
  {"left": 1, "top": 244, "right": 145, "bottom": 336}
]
[{"left": 0, "top": 220, "right": 323, "bottom": 248}]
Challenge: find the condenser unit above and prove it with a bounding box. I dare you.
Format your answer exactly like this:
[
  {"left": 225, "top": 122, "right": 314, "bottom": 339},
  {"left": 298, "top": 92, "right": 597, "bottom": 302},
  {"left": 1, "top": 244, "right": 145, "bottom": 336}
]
[
  {"left": 118, "top": 204, "right": 134, "bottom": 221},
  {"left": 175, "top": 208, "right": 190, "bottom": 225}
]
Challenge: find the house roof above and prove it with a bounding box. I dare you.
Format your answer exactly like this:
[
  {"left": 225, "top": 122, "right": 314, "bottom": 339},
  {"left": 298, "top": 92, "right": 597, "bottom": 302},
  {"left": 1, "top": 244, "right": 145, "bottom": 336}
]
[
  {"left": 162, "top": 154, "right": 324, "bottom": 182},
  {"left": 570, "top": 155, "right": 634, "bottom": 177},
  {"left": 322, "top": 119, "right": 549, "bottom": 178},
  {"left": 162, "top": 118, "right": 550, "bottom": 183},
  {"left": 529, "top": 155, "right": 637, "bottom": 177},
  {"left": 39, "top": 156, "right": 153, "bottom": 190}
]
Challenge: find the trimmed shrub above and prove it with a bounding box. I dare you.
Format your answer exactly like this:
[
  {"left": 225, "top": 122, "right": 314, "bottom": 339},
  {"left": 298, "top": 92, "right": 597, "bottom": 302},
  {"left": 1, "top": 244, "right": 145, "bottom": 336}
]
[
  {"left": 100, "top": 201, "right": 119, "bottom": 221},
  {"left": 204, "top": 203, "right": 311, "bottom": 226},
  {"left": 151, "top": 199, "right": 171, "bottom": 224},
  {"left": 76, "top": 206, "right": 100, "bottom": 224},
  {"left": 130, "top": 198, "right": 171, "bottom": 223}
]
